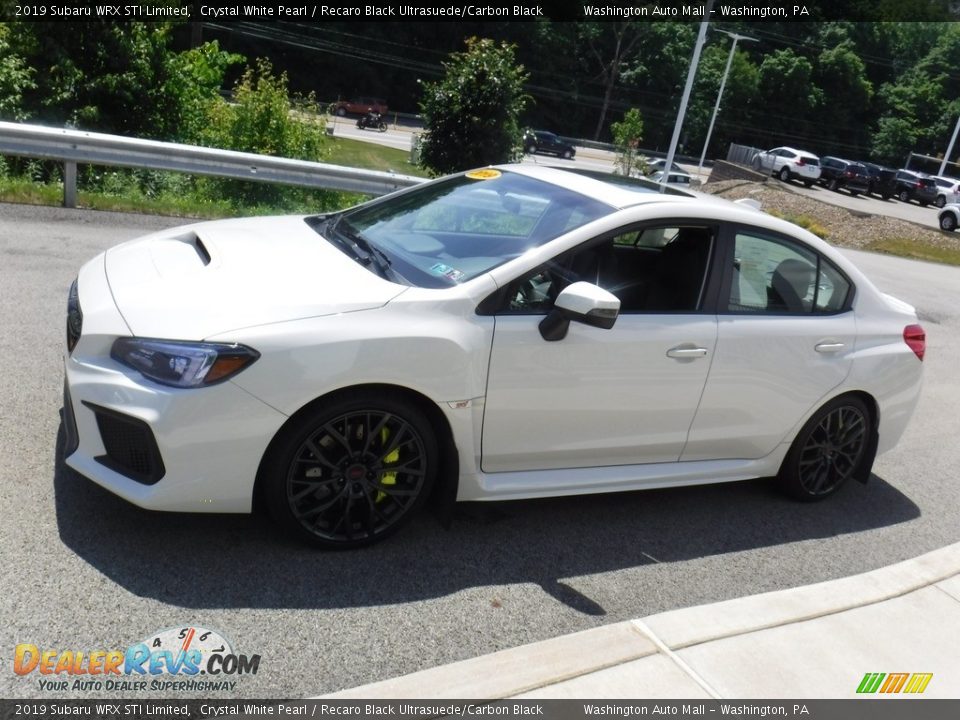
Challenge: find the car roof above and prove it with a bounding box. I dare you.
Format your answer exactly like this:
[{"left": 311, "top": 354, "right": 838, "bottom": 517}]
[{"left": 500, "top": 164, "right": 701, "bottom": 209}]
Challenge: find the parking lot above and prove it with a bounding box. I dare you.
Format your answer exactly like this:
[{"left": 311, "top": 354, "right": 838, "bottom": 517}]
[{"left": 1, "top": 202, "right": 959, "bottom": 699}]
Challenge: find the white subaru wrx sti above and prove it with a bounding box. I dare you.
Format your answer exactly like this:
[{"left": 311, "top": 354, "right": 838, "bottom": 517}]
[{"left": 63, "top": 166, "right": 924, "bottom": 548}]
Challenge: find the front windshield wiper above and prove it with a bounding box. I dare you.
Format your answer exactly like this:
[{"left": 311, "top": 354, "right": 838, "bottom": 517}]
[{"left": 311, "top": 214, "right": 388, "bottom": 280}]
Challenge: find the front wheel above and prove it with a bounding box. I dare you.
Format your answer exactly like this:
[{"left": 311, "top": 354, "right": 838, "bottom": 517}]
[
  {"left": 828, "top": 178, "right": 838, "bottom": 191},
  {"left": 941, "top": 212, "right": 958, "bottom": 231},
  {"left": 778, "top": 166, "right": 791, "bottom": 182},
  {"left": 263, "top": 392, "right": 438, "bottom": 548},
  {"left": 936, "top": 195, "right": 947, "bottom": 208},
  {"left": 777, "top": 396, "right": 871, "bottom": 501},
  {"left": 377, "top": 121, "right": 387, "bottom": 132}
]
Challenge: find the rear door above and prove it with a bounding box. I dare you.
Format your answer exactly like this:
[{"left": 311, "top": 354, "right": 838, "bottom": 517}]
[{"left": 682, "top": 225, "right": 857, "bottom": 461}]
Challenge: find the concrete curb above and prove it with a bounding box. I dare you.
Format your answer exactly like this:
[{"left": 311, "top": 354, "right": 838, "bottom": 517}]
[{"left": 319, "top": 542, "right": 960, "bottom": 699}]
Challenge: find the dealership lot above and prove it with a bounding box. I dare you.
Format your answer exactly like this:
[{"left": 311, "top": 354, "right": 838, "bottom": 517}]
[{"left": 1, "top": 202, "right": 959, "bottom": 699}]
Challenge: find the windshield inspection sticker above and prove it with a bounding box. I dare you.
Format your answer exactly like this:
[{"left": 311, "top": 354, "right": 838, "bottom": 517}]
[
  {"left": 430, "top": 263, "right": 465, "bottom": 282},
  {"left": 465, "top": 168, "right": 502, "bottom": 180}
]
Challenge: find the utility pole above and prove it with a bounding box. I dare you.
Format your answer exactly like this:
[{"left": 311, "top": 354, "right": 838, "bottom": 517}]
[
  {"left": 697, "top": 30, "right": 758, "bottom": 178},
  {"left": 660, "top": 0, "right": 715, "bottom": 193},
  {"left": 939, "top": 115, "right": 960, "bottom": 177}
]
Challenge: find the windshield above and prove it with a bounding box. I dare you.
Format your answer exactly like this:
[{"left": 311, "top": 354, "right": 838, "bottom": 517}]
[{"left": 325, "top": 170, "right": 611, "bottom": 288}]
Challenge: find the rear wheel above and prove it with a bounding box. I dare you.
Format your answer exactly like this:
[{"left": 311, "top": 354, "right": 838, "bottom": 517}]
[
  {"left": 778, "top": 166, "right": 791, "bottom": 182},
  {"left": 828, "top": 178, "right": 838, "bottom": 191},
  {"left": 778, "top": 396, "right": 871, "bottom": 501},
  {"left": 562, "top": 149, "right": 573, "bottom": 159},
  {"left": 264, "top": 391, "right": 438, "bottom": 548},
  {"left": 898, "top": 190, "right": 910, "bottom": 203},
  {"left": 527, "top": 143, "right": 538, "bottom": 154},
  {"left": 936, "top": 195, "right": 947, "bottom": 208}
]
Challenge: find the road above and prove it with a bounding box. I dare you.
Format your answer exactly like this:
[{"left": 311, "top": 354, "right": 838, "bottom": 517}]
[{"left": 0, "top": 202, "right": 958, "bottom": 700}]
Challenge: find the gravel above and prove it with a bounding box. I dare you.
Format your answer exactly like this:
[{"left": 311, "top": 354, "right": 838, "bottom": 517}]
[{"left": 701, "top": 179, "right": 960, "bottom": 253}]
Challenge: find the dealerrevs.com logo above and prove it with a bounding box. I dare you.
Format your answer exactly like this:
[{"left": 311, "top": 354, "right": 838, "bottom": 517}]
[{"left": 14, "top": 626, "right": 260, "bottom": 692}]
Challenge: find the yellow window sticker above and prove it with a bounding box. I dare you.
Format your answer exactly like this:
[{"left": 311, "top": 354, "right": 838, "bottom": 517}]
[{"left": 465, "top": 169, "right": 502, "bottom": 180}]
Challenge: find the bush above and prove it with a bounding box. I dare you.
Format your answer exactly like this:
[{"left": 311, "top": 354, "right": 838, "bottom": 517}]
[
  {"left": 418, "top": 37, "right": 529, "bottom": 176},
  {"left": 197, "top": 59, "right": 334, "bottom": 209}
]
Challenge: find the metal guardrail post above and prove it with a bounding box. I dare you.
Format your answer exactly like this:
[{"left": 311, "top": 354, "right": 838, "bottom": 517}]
[{"left": 63, "top": 161, "right": 77, "bottom": 208}]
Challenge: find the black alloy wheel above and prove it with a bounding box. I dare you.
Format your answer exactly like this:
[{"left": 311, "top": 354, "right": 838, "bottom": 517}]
[
  {"left": 778, "top": 396, "right": 870, "bottom": 501},
  {"left": 265, "top": 393, "right": 437, "bottom": 548}
]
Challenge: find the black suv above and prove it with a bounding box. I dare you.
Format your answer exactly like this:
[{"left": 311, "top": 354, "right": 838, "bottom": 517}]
[
  {"left": 860, "top": 162, "right": 897, "bottom": 199},
  {"left": 818, "top": 157, "right": 870, "bottom": 196},
  {"left": 894, "top": 170, "right": 937, "bottom": 206},
  {"left": 523, "top": 130, "right": 576, "bottom": 159}
]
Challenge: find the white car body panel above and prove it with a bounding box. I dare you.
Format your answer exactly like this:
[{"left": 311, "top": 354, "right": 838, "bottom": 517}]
[
  {"left": 105, "top": 216, "right": 407, "bottom": 339},
  {"left": 62, "top": 164, "right": 923, "bottom": 525},
  {"left": 483, "top": 314, "right": 717, "bottom": 471}
]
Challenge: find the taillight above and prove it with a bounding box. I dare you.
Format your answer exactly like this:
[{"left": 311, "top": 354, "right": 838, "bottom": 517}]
[
  {"left": 797, "top": 157, "right": 807, "bottom": 166},
  {"left": 903, "top": 324, "right": 925, "bottom": 361}
]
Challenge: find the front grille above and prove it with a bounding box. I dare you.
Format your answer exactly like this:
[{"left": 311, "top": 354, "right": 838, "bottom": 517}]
[{"left": 83, "top": 402, "right": 165, "bottom": 485}]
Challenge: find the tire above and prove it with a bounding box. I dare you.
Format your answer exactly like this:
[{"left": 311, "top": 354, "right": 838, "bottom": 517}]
[
  {"left": 337, "top": 107, "right": 346, "bottom": 117},
  {"left": 940, "top": 212, "right": 957, "bottom": 231},
  {"left": 777, "top": 395, "right": 871, "bottom": 501},
  {"left": 898, "top": 190, "right": 910, "bottom": 203},
  {"left": 778, "top": 166, "right": 791, "bottom": 182},
  {"left": 936, "top": 195, "right": 947, "bottom": 208},
  {"left": 263, "top": 391, "right": 438, "bottom": 549},
  {"left": 752, "top": 157, "right": 762, "bottom": 171},
  {"left": 527, "top": 144, "right": 537, "bottom": 154},
  {"left": 803, "top": 180, "right": 814, "bottom": 187},
  {"left": 562, "top": 149, "right": 573, "bottom": 159},
  {"left": 377, "top": 122, "right": 387, "bottom": 132},
  {"left": 828, "top": 178, "right": 838, "bottom": 191},
  {"left": 920, "top": 201, "right": 929, "bottom": 207}
]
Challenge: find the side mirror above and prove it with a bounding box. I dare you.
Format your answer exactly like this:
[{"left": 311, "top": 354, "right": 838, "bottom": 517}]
[{"left": 539, "top": 282, "right": 621, "bottom": 341}]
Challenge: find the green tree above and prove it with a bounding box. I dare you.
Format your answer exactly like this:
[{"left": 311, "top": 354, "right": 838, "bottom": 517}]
[
  {"left": 610, "top": 108, "right": 645, "bottom": 177},
  {"left": 5, "top": 22, "right": 239, "bottom": 141},
  {"left": 198, "top": 59, "right": 329, "bottom": 206},
  {"left": 0, "top": 24, "right": 34, "bottom": 121},
  {"left": 418, "top": 37, "right": 529, "bottom": 176}
]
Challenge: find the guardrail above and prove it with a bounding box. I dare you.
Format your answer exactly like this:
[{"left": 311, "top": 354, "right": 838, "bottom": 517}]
[
  {"left": 727, "top": 143, "right": 764, "bottom": 167},
  {"left": 0, "top": 121, "right": 424, "bottom": 208}
]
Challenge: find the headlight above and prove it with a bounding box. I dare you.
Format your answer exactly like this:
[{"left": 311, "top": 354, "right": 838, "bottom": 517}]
[{"left": 111, "top": 338, "right": 260, "bottom": 388}]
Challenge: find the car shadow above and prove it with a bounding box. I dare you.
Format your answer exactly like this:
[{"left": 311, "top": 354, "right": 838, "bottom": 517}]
[{"left": 53, "top": 421, "right": 921, "bottom": 612}]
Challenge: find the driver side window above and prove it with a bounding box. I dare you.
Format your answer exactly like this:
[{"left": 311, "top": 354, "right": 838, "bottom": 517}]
[{"left": 495, "top": 224, "right": 715, "bottom": 314}]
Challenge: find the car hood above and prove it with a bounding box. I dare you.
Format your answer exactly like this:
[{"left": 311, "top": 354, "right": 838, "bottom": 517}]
[{"left": 105, "top": 215, "right": 406, "bottom": 340}]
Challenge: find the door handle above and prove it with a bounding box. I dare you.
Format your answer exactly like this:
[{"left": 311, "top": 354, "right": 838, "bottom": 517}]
[
  {"left": 815, "top": 342, "right": 845, "bottom": 353},
  {"left": 666, "top": 346, "right": 708, "bottom": 359}
]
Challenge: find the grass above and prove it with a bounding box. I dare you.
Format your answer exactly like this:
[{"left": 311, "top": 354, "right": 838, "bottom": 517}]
[
  {"left": 766, "top": 209, "right": 830, "bottom": 240},
  {"left": 865, "top": 237, "right": 960, "bottom": 266},
  {"left": 0, "top": 135, "right": 428, "bottom": 218}
]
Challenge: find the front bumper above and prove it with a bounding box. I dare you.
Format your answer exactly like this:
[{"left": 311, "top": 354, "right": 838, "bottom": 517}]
[{"left": 63, "top": 260, "right": 288, "bottom": 513}]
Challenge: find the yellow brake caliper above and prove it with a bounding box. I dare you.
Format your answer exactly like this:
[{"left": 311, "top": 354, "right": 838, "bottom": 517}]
[{"left": 377, "top": 426, "right": 398, "bottom": 502}]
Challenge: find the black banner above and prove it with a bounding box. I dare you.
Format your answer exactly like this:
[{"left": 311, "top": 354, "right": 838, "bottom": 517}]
[
  {"left": 3, "top": 700, "right": 960, "bottom": 720},
  {"left": 2, "top": 0, "right": 957, "bottom": 23}
]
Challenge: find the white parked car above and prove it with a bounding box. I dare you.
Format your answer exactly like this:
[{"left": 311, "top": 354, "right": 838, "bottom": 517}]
[
  {"left": 931, "top": 175, "right": 960, "bottom": 208},
  {"left": 938, "top": 202, "right": 960, "bottom": 231},
  {"left": 648, "top": 169, "right": 696, "bottom": 188},
  {"left": 752, "top": 146, "right": 822, "bottom": 186},
  {"left": 63, "top": 166, "right": 924, "bottom": 548}
]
